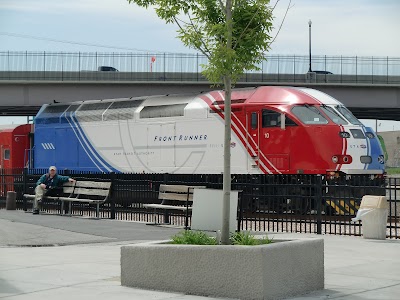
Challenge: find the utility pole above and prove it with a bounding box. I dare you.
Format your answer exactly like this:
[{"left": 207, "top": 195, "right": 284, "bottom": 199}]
[{"left": 308, "top": 19, "right": 312, "bottom": 73}]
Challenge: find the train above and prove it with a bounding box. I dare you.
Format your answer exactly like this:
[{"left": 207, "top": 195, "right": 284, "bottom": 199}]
[
  {"left": 29, "top": 86, "right": 385, "bottom": 175},
  {"left": 2, "top": 86, "right": 386, "bottom": 212}
]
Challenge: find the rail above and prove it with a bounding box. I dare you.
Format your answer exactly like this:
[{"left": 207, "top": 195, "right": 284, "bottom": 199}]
[{"left": 0, "top": 51, "right": 399, "bottom": 84}]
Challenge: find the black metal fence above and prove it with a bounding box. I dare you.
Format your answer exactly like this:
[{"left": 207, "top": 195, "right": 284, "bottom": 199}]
[
  {"left": 0, "top": 51, "right": 399, "bottom": 84},
  {"left": 0, "top": 168, "right": 398, "bottom": 239}
]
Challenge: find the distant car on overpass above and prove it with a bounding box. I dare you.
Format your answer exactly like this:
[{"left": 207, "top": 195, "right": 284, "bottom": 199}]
[
  {"left": 98, "top": 66, "right": 119, "bottom": 72},
  {"left": 313, "top": 70, "right": 333, "bottom": 75}
]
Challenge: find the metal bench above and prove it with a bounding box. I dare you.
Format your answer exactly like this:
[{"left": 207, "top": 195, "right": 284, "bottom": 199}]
[
  {"left": 144, "top": 184, "right": 206, "bottom": 228},
  {"left": 23, "top": 180, "right": 112, "bottom": 219}
]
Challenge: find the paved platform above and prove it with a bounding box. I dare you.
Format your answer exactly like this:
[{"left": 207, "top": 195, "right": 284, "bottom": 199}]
[{"left": 1, "top": 210, "right": 400, "bottom": 299}]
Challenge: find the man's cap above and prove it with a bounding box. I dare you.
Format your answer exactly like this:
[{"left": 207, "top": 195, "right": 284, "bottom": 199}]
[{"left": 49, "top": 166, "right": 57, "bottom": 171}]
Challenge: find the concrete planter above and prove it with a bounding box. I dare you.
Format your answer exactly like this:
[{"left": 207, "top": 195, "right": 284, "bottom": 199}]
[{"left": 121, "top": 238, "right": 324, "bottom": 300}]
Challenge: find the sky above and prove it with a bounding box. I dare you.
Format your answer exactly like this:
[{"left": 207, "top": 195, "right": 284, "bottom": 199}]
[{"left": 0, "top": 0, "right": 399, "bottom": 130}]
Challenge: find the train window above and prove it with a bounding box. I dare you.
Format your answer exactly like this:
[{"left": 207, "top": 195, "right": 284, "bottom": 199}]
[
  {"left": 262, "top": 110, "right": 279, "bottom": 127},
  {"left": 335, "top": 106, "right": 362, "bottom": 125},
  {"left": 292, "top": 106, "right": 328, "bottom": 125},
  {"left": 320, "top": 106, "right": 348, "bottom": 125},
  {"left": 350, "top": 129, "right": 365, "bottom": 139},
  {"left": 4, "top": 149, "right": 10, "bottom": 160},
  {"left": 76, "top": 102, "right": 112, "bottom": 122},
  {"left": 251, "top": 112, "right": 258, "bottom": 129},
  {"left": 103, "top": 100, "right": 144, "bottom": 121},
  {"left": 262, "top": 109, "right": 297, "bottom": 127},
  {"left": 140, "top": 103, "right": 187, "bottom": 118}
]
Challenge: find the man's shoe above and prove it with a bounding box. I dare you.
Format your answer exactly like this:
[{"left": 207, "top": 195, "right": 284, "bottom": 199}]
[{"left": 32, "top": 210, "right": 39, "bottom": 215}]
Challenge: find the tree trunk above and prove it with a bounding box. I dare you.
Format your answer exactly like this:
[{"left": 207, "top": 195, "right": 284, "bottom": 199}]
[{"left": 221, "top": 0, "right": 233, "bottom": 245}]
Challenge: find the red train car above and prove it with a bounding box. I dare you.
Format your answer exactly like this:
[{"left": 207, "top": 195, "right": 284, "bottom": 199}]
[{"left": 0, "top": 124, "right": 32, "bottom": 196}]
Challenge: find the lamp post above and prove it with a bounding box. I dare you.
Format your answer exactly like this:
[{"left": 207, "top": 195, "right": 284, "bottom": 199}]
[{"left": 308, "top": 19, "right": 312, "bottom": 72}]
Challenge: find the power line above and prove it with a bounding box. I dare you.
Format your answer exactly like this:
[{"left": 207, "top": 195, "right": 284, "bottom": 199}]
[{"left": 0, "top": 31, "right": 192, "bottom": 54}]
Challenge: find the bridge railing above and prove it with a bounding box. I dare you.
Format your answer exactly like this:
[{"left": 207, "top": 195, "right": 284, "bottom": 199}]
[{"left": 0, "top": 51, "right": 399, "bottom": 84}]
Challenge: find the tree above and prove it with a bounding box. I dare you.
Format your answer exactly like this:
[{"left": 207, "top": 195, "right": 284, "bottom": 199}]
[{"left": 127, "top": 0, "right": 276, "bottom": 244}]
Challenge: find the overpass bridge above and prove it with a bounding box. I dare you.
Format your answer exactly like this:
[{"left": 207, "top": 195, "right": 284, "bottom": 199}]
[{"left": 0, "top": 51, "right": 399, "bottom": 120}]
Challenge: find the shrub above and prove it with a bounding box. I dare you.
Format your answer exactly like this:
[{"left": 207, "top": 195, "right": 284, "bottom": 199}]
[
  {"left": 230, "top": 231, "right": 273, "bottom": 246},
  {"left": 171, "top": 230, "right": 217, "bottom": 245},
  {"left": 171, "top": 230, "right": 272, "bottom": 246}
]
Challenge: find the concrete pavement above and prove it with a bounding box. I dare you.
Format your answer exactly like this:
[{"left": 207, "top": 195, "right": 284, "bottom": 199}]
[{"left": 1, "top": 210, "right": 400, "bottom": 299}]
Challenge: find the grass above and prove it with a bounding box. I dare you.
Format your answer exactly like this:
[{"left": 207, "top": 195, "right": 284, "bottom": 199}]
[
  {"left": 230, "top": 231, "right": 273, "bottom": 245},
  {"left": 171, "top": 230, "right": 217, "bottom": 245},
  {"left": 386, "top": 168, "right": 400, "bottom": 175},
  {"left": 171, "top": 230, "right": 272, "bottom": 246}
]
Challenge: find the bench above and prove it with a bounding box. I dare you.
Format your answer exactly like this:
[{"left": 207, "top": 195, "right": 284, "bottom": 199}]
[
  {"left": 144, "top": 184, "right": 206, "bottom": 228},
  {"left": 23, "top": 180, "right": 112, "bottom": 219}
]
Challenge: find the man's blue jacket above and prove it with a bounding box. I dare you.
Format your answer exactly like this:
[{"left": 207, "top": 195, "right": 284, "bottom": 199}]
[{"left": 36, "top": 174, "right": 70, "bottom": 188}]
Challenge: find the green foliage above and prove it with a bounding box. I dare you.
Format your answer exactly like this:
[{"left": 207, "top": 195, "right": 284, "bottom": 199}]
[
  {"left": 230, "top": 231, "right": 273, "bottom": 245},
  {"left": 386, "top": 168, "right": 400, "bottom": 175},
  {"left": 127, "top": 0, "right": 274, "bottom": 84},
  {"left": 171, "top": 230, "right": 217, "bottom": 245},
  {"left": 377, "top": 135, "right": 389, "bottom": 161},
  {"left": 171, "top": 230, "right": 272, "bottom": 246}
]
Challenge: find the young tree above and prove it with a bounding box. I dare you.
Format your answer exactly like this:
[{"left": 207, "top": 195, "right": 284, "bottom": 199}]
[{"left": 128, "top": 0, "right": 275, "bottom": 244}]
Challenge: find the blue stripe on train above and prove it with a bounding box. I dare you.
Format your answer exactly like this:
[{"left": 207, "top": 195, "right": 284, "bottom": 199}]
[{"left": 364, "top": 127, "right": 385, "bottom": 171}]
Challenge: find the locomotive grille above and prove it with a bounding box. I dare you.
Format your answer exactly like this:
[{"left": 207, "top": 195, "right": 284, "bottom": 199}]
[
  {"left": 36, "top": 105, "right": 70, "bottom": 124},
  {"left": 76, "top": 102, "right": 112, "bottom": 122},
  {"left": 140, "top": 103, "right": 187, "bottom": 118},
  {"left": 103, "top": 100, "right": 144, "bottom": 121}
]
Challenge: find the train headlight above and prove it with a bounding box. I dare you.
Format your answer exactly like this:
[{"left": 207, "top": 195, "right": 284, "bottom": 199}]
[
  {"left": 365, "top": 132, "right": 375, "bottom": 139},
  {"left": 339, "top": 131, "right": 351, "bottom": 138},
  {"left": 332, "top": 156, "right": 339, "bottom": 164},
  {"left": 378, "top": 155, "right": 385, "bottom": 164}
]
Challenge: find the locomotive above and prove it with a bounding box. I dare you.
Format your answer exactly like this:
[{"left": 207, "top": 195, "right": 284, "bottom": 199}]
[
  {"left": 31, "top": 86, "right": 385, "bottom": 176},
  {"left": 3, "top": 86, "right": 385, "bottom": 213}
]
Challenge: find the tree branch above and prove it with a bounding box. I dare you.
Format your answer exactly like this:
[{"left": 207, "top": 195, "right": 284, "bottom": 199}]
[
  {"left": 187, "top": 14, "right": 212, "bottom": 58},
  {"left": 271, "top": 0, "right": 281, "bottom": 12},
  {"left": 268, "top": 0, "right": 293, "bottom": 47},
  {"left": 173, "top": 15, "right": 211, "bottom": 59},
  {"left": 218, "top": 0, "right": 226, "bottom": 15}
]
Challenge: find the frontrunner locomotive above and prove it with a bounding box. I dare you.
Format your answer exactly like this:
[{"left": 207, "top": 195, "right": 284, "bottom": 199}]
[{"left": 32, "top": 86, "right": 385, "bottom": 177}]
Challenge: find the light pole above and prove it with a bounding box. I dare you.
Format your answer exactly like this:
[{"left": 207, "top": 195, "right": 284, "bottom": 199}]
[{"left": 308, "top": 19, "right": 312, "bottom": 72}]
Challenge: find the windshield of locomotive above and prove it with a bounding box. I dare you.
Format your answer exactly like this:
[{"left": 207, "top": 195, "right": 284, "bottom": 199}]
[
  {"left": 291, "top": 105, "right": 328, "bottom": 124},
  {"left": 320, "top": 106, "right": 348, "bottom": 125},
  {"left": 335, "top": 106, "right": 363, "bottom": 125}
]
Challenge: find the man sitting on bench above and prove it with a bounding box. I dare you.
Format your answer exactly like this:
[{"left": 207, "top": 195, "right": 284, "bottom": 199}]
[{"left": 33, "top": 166, "right": 75, "bottom": 215}]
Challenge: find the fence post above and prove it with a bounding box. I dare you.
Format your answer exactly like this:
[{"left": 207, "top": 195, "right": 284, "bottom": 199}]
[
  {"left": 196, "top": 53, "right": 199, "bottom": 81},
  {"left": 316, "top": 175, "right": 323, "bottom": 234},
  {"left": 293, "top": 54, "right": 295, "bottom": 82},
  {"left": 163, "top": 52, "right": 166, "bottom": 81},
  {"left": 372, "top": 56, "right": 374, "bottom": 84},
  {"left": 387, "top": 56, "right": 389, "bottom": 84},
  {"left": 237, "top": 189, "right": 243, "bottom": 232},
  {"left": 163, "top": 173, "right": 170, "bottom": 224},
  {"left": 110, "top": 172, "right": 116, "bottom": 220},
  {"left": 355, "top": 56, "right": 358, "bottom": 83},
  {"left": 22, "top": 168, "right": 28, "bottom": 211}
]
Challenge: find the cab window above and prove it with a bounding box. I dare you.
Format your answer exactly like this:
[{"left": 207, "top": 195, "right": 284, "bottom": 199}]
[
  {"left": 262, "top": 109, "right": 297, "bottom": 127},
  {"left": 251, "top": 112, "right": 258, "bottom": 129},
  {"left": 320, "top": 106, "right": 348, "bottom": 125},
  {"left": 292, "top": 105, "right": 328, "bottom": 125},
  {"left": 336, "top": 106, "right": 362, "bottom": 125},
  {"left": 4, "top": 149, "right": 10, "bottom": 160}
]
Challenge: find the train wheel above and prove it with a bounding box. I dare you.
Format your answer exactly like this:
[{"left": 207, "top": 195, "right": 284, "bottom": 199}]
[{"left": 292, "top": 198, "right": 312, "bottom": 215}]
